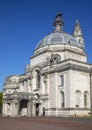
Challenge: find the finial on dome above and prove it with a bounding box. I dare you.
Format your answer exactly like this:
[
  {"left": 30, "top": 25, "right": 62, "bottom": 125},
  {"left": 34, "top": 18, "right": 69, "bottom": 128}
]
[
  {"left": 75, "top": 19, "right": 79, "bottom": 26},
  {"left": 56, "top": 13, "right": 62, "bottom": 18},
  {"left": 53, "top": 12, "right": 64, "bottom": 32}
]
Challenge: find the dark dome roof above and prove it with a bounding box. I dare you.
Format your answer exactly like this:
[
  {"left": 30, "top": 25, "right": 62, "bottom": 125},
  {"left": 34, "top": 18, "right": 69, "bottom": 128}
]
[
  {"left": 35, "top": 13, "right": 81, "bottom": 50},
  {"left": 35, "top": 31, "right": 81, "bottom": 49}
]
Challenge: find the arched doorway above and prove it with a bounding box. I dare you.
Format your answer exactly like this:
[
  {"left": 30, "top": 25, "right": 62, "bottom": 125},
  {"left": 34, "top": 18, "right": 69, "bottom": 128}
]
[
  {"left": 35, "top": 94, "right": 41, "bottom": 116},
  {"left": 19, "top": 99, "right": 29, "bottom": 116}
]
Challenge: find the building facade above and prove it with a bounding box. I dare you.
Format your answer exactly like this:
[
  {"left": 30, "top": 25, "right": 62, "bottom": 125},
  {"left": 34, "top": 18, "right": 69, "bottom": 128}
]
[{"left": 3, "top": 13, "right": 92, "bottom": 117}]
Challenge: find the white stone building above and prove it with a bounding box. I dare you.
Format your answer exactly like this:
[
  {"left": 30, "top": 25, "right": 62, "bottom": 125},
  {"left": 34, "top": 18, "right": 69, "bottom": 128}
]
[{"left": 3, "top": 13, "right": 92, "bottom": 117}]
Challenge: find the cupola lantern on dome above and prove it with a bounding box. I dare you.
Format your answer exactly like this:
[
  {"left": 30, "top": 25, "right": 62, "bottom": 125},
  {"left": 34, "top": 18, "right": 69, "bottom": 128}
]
[{"left": 53, "top": 13, "right": 64, "bottom": 32}]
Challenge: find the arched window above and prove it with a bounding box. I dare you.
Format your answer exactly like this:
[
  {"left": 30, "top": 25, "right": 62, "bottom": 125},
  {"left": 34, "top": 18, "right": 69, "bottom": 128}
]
[
  {"left": 75, "top": 90, "right": 81, "bottom": 108},
  {"left": 61, "top": 91, "right": 65, "bottom": 108},
  {"left": 36, "top": 70, "right": 40, "bottom": 89},
  {"left": 84, "top": 91, "right": 89, "bottom": 108}
]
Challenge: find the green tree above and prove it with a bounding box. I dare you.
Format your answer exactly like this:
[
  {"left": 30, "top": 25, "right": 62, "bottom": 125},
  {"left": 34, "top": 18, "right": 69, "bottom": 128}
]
[{"left": 0, "top": 92, "right": 3, "bottom": 108}]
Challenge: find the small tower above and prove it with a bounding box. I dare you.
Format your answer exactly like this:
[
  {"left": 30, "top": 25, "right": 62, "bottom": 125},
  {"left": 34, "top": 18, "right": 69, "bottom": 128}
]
[
  {"left": 53, "top": 13, "right": 64, "bottom": 32},
  {"left": 72, "top": 20, "right": 84, "bottom": 49}
]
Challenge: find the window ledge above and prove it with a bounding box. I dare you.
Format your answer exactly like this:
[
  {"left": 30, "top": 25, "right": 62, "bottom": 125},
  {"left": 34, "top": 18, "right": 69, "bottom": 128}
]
[
  {"left": 58, "top": 85, "right": 64, "bottom": 89},
  {"left": 33, "top": 89, "right": 40, "bottom": 92}
]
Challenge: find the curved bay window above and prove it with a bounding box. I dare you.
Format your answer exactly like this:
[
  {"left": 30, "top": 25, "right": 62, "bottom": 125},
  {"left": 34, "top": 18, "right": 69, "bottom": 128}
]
[{"left": 36, "top": 70, "right": 40, "bottom": 89}]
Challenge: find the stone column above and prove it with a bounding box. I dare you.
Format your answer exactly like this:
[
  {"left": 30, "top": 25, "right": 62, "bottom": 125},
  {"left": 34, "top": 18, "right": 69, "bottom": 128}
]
[
  {"left": 12, "top": 101, "right": 17, "bottom": 116},
  {"left": 43, "top": 74, "right": 47, "bottom": 94},
  {"left": 32, "top": 102, "right": 36, "bottom": 117},
  {"left": 17, "top": 100, "right": 20, "bottom": 116},
  {"left": 3, "top": 101, "right": 6, "bottom": 115},
  {"left": 11, "top": 101, "right": 17, "bottom": 116},
  {"left": 27, "top": 101, "right": 31, "bottom": 116},
  {"left": 11, "top": 102, "right": 13, "bottom": 116}
]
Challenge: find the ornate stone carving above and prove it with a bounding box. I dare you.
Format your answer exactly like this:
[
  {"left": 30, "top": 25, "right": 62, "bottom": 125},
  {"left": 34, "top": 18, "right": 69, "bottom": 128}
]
[{"left": 50, "top": 54, "right": 61, "bottom": 65}]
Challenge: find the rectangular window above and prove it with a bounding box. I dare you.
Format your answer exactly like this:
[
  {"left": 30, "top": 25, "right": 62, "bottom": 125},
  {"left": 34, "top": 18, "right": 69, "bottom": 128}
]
[
  {"left": 60, "top": 75, "right": 64, "bottom": 86},
  {"left": 36, "top": 71, "right": 40, "bottom": 89}
]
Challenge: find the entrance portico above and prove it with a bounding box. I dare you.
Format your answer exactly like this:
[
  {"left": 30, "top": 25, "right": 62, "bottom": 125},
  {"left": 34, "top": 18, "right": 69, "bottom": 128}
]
[{"left": 3, "top": 92, "right": 45, "bottom": 117}]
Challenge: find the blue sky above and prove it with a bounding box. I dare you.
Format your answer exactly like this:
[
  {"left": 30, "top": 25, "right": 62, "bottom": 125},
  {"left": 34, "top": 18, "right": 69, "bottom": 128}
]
[{"left": 0, "top": 0, "right": 92, "bottom": 90}]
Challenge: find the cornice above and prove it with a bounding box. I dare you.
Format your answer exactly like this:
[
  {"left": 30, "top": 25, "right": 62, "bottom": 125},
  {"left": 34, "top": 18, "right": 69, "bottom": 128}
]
[
  {"left": 41, "top": 61, "right": 90, "bottom": 75},
  {"left": 30, "top": 48, "right": 86, "bottom": 59}
]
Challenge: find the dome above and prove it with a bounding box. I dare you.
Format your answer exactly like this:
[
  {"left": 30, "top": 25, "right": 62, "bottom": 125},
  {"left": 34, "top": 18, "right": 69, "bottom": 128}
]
[
  {"left": 35, "top": 13, "right": 81, "bottom": 50},
  {"left": 36, "top": 31, "right": 81, "bottom": 49}
]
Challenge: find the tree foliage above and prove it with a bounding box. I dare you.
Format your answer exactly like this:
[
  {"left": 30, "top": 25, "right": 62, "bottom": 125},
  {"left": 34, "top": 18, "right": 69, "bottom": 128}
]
[{"left": 0, "top": 92, "right": 3, "bottom": 108}]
